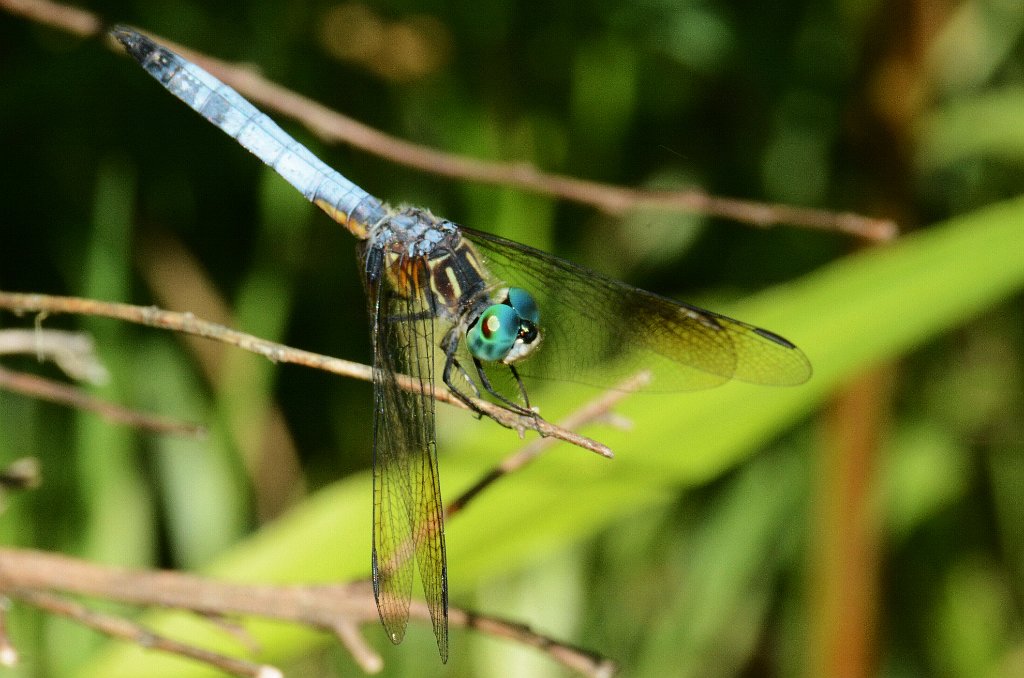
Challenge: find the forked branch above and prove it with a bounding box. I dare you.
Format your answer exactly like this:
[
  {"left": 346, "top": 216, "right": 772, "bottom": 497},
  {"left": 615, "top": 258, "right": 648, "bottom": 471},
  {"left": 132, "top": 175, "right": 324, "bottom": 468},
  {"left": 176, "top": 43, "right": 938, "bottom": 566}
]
[
  {"left": 0, "top": 0, "right": 897, "bottom": 241},
  {"left": 0, "top": 291, "right": 612, "bottom": 457},
  {"left": 0, "top": 289, "right": 629, "bottom": 673}
]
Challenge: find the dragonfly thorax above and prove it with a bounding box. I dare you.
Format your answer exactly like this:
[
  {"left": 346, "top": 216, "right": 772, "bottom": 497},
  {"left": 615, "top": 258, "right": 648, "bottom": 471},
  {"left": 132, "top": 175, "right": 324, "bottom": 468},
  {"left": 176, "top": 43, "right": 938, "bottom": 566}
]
[
  {"left": 365, "top": 207, "right": 490, "bottom": 320},
  {"left": 368, "top": 206, "right": 458, "bottom": 258}
]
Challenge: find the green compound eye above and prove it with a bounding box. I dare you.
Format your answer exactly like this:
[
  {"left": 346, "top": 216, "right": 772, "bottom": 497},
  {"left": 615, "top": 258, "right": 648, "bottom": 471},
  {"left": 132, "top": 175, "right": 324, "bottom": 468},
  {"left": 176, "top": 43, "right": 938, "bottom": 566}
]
[
  {"left": 505, "top": 287, "right": 539, "bottom": 324},
  {"left": 468, "top": 304, "right": 520, "bottom": 361}
]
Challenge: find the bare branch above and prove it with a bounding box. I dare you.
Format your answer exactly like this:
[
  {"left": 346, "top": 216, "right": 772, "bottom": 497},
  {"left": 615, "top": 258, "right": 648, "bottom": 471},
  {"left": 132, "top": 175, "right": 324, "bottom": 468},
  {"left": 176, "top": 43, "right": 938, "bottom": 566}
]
[
  {"left": 0, "top": 366, "right": 206, "bottom": 437},
  {"left": 0, "top": 458, "right": 41, "bottom": 492},
  {"left": 0, "top": 549, "right": 617, "bottom": 677},
  {"left": 10, "top": 590, "right": 280, "bottom": 678},
  {"left": 0, "top": 599, "right": 17, "bottom": 667},
  {"left": 332, "top": 621, "right": 383, "bottom": 674},
  {"left": 0, "top": 329, "right": 108, "bottom": 384},
  {"left": 456, "top": 609, "right": 619, "bottom": 678},
  {"left": 0, "top": 291, "right": 613, "bottom": 457},
  {"left": 197, "top": 612, "right": 263, "bottom": 655},
  {"left": 0, "top": 0, "right": 897, "bottom": 241},
  {"left": 0, "top": 0, "right": 100, "bottom": 36},
  {"left": 447, "top": 371, "right": 650, "bottom": 518}
]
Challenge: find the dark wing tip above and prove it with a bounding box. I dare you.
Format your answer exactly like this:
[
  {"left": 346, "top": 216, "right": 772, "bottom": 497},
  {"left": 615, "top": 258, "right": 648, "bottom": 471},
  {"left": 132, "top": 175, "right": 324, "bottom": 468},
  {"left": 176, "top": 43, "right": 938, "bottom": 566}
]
[
  {"left": 728, "top": 319, "right": 813, "bottom": 387},
  {"left": 109, "top": 25, "right": 157, "bottom": 65},
  {"left": 753, "top": 326, "right": 796, "bottom": 349},
  {"left": 755, "top": 327, "right": 813, "bottom": 386}
]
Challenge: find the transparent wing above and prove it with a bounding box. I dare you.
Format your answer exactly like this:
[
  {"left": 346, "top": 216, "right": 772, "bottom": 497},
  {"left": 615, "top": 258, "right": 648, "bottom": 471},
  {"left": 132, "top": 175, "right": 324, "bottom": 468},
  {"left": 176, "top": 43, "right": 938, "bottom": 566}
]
[
  {"left": 366, "top": 260, "right": 448, "bottom": 662},
  {"left": 460, "top": 226, "right": 812, "bottom": 392}
]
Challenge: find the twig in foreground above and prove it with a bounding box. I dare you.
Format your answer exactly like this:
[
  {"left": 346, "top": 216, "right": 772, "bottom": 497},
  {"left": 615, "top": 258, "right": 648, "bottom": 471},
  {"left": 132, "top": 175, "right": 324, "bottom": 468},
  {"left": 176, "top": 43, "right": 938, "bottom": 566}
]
[
  {"left": 0, "top": 599, "right": 16, "bottom": 667},
  {"left": 0, "top": 366, "right": 206, "bottom": 437},
  {"left": 10, "top": 590, "right": 281, "bottom": 678},
  {"left": 0, "top": 328, "right": 108, "bottom": 383},
  {"left": 0, "top": 291, "right": 613, "bottom": 458},
  {"left": 457, "top": 610, "right": 618, "bottom": 678},
  {"left": 0, "top": 458, "right": 40, "bottom": 492},
  {"left": 0, "top": 548, "right": 617, "bottom": 677},
  {"left": 447, "top": 370, "right": 650, "bottom": 518},
  {"left": 0, "top": 0, "right": 896, "bottom": 241}
]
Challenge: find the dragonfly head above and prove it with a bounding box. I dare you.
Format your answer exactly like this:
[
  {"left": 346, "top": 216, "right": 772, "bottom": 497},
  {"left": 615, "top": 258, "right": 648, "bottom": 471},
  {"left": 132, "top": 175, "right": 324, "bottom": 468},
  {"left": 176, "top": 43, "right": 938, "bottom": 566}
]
[{"left": 467, "top": 287, "right": 541, "bottom": 364}]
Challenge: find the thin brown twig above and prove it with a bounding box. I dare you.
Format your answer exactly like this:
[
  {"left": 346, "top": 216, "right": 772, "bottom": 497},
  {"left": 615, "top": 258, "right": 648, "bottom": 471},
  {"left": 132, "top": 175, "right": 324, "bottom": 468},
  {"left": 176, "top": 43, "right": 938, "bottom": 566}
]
[
  {"left": 0, "top": 309, "right": 624, "bottom": 675},
  {"left": 0, "top": 0, "right": 897, "bottom": 241},
  {"left": 0, "top": 599, "right": 16, "bottom": 667},
  {"left": 446, "top": 370, "right": 650, "bottom": 518},
  {"left": 332, "top": 621, "right": 383, "bottom": 674},
  {"left": 0, "top": 0, "right": 100, "bottom": 35},
  {"left": 0, "top": 291, "right": 613, "bottom": 458},
  {"left": 0, "top": 365, "right": 206, "bottom": 438},
  {"left": 0, "top": 294, "right": 632, "bottom": 675},
  {"left": 186, "top": 51, "right": 895, "bottom": 241},
  {"left": 457, "top": 610, "right": 618, "bottom": 678},
  {"left": 0, "top": 458, "right": 41, "bottom": 492},
  {"left": 0, "top": 548, "right": 616, "bottom": 677},
  {"left": 197, "top": 611, "right": 263, "bottom": 655},
  {"left": 0, "top": 328, "right": 108, "bottom": 383},
  {"left": 9, "top": 590, "right": 281, "bottom": 678}
]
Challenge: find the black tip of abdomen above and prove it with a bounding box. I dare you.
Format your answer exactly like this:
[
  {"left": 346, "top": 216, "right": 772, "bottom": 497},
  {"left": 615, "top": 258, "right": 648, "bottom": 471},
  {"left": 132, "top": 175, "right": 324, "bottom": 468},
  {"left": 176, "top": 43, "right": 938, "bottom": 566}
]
[{"left": 110, "top": 25, "right": 158, "bottom": 65}]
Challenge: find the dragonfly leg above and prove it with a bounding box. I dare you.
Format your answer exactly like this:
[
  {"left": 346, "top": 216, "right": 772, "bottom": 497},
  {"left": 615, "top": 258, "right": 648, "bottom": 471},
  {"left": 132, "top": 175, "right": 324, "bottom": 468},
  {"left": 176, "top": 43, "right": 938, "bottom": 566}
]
[
  {"left": 507, "top": 364, "right": 533, "bottom": 412},
  {"left": 472, "top": 357, "right": 534, "bottom": 417},
  {"left": 440, "top": 332, "right": 485, "bottom": 419}
]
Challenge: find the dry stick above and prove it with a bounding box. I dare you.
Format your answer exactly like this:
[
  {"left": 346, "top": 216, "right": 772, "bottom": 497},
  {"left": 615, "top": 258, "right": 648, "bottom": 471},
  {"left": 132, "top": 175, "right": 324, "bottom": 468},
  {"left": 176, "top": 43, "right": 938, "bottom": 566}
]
[
  {"left": 0, "top": 328, "right": 194, "bottom": 436},
  {"left": 0, "top": 305, "right": 623, "bottom": 676},
  {"left": 0, "top": 328, "right": 108, "bottom": 383},
  {"left": 0, "top": 293, "right": 626, "bottom": 674},
  {"left": 0, "top": 458, "right": 41, "bottom": 492},
  {"left": 0, "top": 549, "right": 616, "bottom": 678},
  {"left": 0, "top": 549, "right": 375, "bottom": 625},
  {"left": 0, "top": 0, "right": 896, "bottom": 242},
  {"left": 332, "top": 621, "right": 384, "bottom": 674},
  {"left": 0, "top": 291, "right": 613, "bottom": 458},
  {"left": 9, "top": 590, "right": 280, "bottom": 678},
  {"left": 0, "top": 366, "right": 206, "bottom": 438},
  {"left": 196, "top": 611, "right": 263, "bottom": 655},
  {"left": 192, "top": 56, "right": 895, "bottom": 241},
  {"left": 0, "top": 0, "right": 100, "bottom": 35},
  {"left": 0, "top": 599, "right": 16, "bottom": 667},
  {"left": 447, "top": 370, "right": 650, "bottom": 518},
  {"left": 457, "top": 610, "right": 618, "bottom": 678}
]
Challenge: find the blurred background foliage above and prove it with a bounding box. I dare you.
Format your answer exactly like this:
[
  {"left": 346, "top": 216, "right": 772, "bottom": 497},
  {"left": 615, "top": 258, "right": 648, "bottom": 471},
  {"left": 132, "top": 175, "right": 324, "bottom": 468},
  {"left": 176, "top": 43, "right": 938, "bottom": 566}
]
[{"left": 2, "top": 0, "right": 1024, "bottom": 676}]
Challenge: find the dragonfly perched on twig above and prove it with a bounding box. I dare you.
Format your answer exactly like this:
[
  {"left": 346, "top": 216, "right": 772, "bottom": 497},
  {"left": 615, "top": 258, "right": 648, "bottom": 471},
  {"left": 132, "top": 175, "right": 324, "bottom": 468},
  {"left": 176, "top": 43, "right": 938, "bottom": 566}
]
[{"left": 110, "top": 26, "right": 811, "bottom": 663}]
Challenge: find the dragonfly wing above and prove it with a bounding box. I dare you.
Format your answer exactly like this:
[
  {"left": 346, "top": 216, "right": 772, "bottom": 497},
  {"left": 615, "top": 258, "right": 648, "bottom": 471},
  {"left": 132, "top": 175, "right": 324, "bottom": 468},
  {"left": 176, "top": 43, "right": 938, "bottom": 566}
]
[
  {"left": 366, "top": 255, "right": 449, "bottom": 662},
  {"left": 460, "top": 226, "right": 811, "bottom": 390}
]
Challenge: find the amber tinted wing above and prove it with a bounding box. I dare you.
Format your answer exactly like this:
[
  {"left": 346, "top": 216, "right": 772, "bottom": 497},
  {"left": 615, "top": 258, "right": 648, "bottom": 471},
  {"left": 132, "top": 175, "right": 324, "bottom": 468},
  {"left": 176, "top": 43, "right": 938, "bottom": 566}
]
[{"left": 460, "top": 226, "right": 811, "bottom": 391}]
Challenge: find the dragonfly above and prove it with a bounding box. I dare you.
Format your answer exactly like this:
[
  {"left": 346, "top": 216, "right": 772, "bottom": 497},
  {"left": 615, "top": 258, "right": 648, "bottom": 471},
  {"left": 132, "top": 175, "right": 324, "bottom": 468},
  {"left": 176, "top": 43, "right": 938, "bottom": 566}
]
[{"left": 111, "top": 26, "right": 811, "bottom": 663}]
